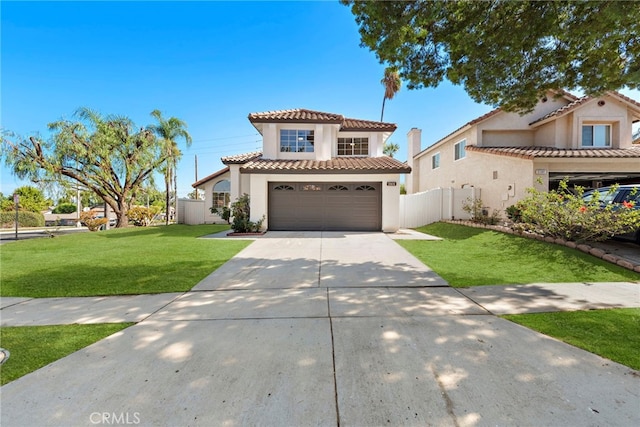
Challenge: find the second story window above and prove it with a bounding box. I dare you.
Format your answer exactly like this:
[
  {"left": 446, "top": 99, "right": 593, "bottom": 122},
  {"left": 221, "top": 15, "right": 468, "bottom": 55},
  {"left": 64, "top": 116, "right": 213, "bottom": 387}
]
[
  {"left": 582, "top": 124, "right": 611, "bottom": 147},
  {"left": 280, "top": 129, "right": 314, "bottom": 153},
  {"left": 432, "top": 153, "right": 440, "bottom": 169},
  {"left": 338, "top": 137, "right": 369, "bottom": 156},
  {"left": 454, "top": 139, "right": 466, "bottom": 160}
]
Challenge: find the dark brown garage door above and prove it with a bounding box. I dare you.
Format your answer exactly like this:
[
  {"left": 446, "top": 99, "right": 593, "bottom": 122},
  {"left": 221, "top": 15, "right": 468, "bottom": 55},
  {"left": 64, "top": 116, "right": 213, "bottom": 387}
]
[{"left": 268, "top": 182, "right": 382, "bottom": 231}]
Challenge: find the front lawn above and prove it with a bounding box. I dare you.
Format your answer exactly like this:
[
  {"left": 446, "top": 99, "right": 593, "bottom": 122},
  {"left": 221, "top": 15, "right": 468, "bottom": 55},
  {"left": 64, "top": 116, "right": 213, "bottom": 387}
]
[
  {"left": 0, "top": 225, "right": 250, "bottom": 297},
  {"left": 502, "top": 308, "right": 640, "bottom": 370},
  {"left": 0, "top": 323, "right": 134, "bottom": 385},
  {"left": 398, "top": 222, "right": 640, "bottom": 287}
]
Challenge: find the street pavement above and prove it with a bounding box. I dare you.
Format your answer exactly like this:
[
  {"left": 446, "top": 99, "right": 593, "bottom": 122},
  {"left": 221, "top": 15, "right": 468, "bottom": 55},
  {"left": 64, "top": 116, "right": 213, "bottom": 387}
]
[{"left": 1, "top": 231, "right": 639, "bottom": 426}]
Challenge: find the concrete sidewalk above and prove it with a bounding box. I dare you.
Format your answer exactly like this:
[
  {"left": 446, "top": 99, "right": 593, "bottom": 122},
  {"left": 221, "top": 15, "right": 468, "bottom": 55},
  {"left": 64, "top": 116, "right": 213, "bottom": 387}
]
[{"left": 1, "top": 232, "right": 639, "bottom": 426}]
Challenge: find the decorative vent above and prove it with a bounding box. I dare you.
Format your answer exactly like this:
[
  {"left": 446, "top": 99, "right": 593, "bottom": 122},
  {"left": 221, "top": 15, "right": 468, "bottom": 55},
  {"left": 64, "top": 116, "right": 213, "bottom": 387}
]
[{"left": 273, "top": 185, "right": 295, "bottom": 191}]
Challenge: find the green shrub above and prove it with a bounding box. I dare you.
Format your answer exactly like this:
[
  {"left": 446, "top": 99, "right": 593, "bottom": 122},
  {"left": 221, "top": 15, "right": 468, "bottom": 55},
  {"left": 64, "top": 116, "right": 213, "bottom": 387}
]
[
  {"left": 0, "top": 211, "right": 45, "bottom": 228},
  {"left": 505, "top": 204, "right": 522, "bottom": 222},
  {"left": 462, "top": 197, "right": 502, "bottom": 225},
  {"left": 515, "top": 180, "right": 640, "bottom": 242},
  {"left": 230, "top": 194, "right": 264, "bottom": 233},
  {"left": 126, "top": 206, "right": 155, "bottom": 226},
  {"left": 210, "top": 206, "right": 231, "bottom": 223},
  {"left": 52, "top": 203, "right": 77, "bottom": 214}
]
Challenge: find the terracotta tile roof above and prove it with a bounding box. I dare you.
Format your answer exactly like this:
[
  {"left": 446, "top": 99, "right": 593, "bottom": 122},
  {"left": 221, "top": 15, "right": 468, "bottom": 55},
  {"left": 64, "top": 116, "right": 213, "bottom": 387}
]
[
  {"left": 192, "top": 166, "right": 229, "bottom": 188},
  {"left": 221, "top": 151, "right": 262, "bottom": 164},
  {"left": 416, "top": 91, "right": 582, "bottom": 158},
  {"left": 341, "top": 117, "right": 397, "bottom": 131},
  {"left": 239, "top": 156, "right": 411, "bottom": 174},
  {"left": 248, "top": 109, "right": 397, "bottom": 132},
  {"left": 529, "top": 96, "right": 593, "bottom": 125},
  {"left": 428, "top": 108, "right": 502, "bottom": 148},
  {"left": 610, "top": 91, "right": 640, "bottom": 110},
  {"left": 466, "top": 145, "right": 640, "bottom": 160},
  {"left": 248, "top": 109, "right": 343, "bottom": 124},
  {"left": 529, "top": 91, "right": 640, "bottom": 126}
]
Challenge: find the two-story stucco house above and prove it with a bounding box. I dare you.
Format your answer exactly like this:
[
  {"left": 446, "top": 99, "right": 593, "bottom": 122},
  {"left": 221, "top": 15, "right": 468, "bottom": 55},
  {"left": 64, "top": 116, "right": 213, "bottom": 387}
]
[
  {"left": 406, "top": 91, "right": 640, "bottom": 212},
  {"left": 193, "top": 109, "right": 411, "bottom": 231}
]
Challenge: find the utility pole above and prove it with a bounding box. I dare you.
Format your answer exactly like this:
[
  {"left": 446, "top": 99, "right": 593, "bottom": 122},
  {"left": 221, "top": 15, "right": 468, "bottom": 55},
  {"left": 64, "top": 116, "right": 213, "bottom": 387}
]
[{"left": 194, "top": 155, "right": 199, "bottom": 200}]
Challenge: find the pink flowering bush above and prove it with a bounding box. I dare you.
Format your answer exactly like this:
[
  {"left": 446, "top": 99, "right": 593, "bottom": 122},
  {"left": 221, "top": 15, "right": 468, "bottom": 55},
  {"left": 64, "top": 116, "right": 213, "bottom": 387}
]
[{"left": 510, "top": 180, "right": 640, "bottom": 242}]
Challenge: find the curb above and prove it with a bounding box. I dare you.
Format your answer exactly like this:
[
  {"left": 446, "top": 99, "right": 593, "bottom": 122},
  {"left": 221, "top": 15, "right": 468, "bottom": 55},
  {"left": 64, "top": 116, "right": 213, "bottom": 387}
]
[{"left": 445, "top": 220, "right": 640, "bottom": 274}]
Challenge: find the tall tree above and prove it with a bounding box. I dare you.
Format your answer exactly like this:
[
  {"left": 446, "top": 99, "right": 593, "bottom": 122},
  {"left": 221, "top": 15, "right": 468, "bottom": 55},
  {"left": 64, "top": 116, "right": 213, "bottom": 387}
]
[
  {"left": 342, "top": 0, "right": 640, "bottom": 113},
  {"left": 149, "top": 110, "right": 192, "bottom": 225},
  {"left": 0, "top": 107, "right": 170, "bottom": 227},
  {"left": 380, "top": 67, "right": 401, "bottom": 121},
  {"left": 383, "top": 141, "right": 399, "bottom": 158},
  {"left": 12, "top": 186, "right": 51, "bottom": 212}
]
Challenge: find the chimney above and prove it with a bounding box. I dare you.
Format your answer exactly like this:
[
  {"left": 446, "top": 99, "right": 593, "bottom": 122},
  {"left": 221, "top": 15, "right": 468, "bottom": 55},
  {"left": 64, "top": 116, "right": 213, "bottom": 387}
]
[{"left": 406, "top": 128, "right": 421, "bottom": 194}]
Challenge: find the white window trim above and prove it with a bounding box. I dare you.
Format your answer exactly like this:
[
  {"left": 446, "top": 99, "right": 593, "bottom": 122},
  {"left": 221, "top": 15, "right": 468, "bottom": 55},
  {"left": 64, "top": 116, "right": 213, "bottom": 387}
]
[
  {"left": 279, "top": 128, "right": 316, "bottom": 153},
  {"left": 454, "top": 139, "right": 467, "bottom": 161},
  {"left": 337, "top": 136, "right": 370, "bottom": 157},
  {"left": 580, "top": 123, "right": 612, "bottom": 148}
]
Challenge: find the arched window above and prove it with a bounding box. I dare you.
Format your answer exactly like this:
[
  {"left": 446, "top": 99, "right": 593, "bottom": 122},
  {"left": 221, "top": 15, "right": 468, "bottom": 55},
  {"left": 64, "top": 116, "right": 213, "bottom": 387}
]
[{"left": 212, "top": 180, "right": 230, "bottom": 210}]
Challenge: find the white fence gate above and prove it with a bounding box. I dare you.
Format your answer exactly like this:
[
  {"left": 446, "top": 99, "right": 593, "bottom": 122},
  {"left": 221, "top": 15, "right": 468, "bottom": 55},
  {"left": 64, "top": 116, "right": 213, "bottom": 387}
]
[{"left": 399, "top": 187, "right": 479, "bottom": 228}]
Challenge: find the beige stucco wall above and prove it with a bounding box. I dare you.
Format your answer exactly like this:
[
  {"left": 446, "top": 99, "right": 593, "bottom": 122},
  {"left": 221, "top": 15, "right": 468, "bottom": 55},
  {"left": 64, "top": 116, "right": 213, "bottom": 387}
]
[
  {"left": 248, "top": 173, "right": 402, "bottom": 232},
  {"left": 415, "top": 146, "right": 536, "bottom": 214},
  {"left": 260, "top": 123, "right": 390, "bottom": 161},
  {"left": 194, "top": 170, "right": 231, "bottom": 224}
]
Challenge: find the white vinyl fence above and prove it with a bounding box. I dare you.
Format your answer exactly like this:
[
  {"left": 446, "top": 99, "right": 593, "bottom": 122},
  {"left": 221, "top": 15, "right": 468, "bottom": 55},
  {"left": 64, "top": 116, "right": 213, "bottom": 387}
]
[
  {"left": 177, "top": 198, "right": 205, "bottom": 225},
  {"left": 400, "top": 187, "right": 479, "bottom": 228}
]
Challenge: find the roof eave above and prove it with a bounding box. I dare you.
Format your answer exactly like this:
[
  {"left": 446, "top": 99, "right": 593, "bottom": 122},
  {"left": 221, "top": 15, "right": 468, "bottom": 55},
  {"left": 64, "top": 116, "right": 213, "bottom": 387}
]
[
  {"left": 240, "top": 167, "right": 411, "bottom": 175},
  {"left": 192, "top": 166, "right": 230, "bottom": 188}
]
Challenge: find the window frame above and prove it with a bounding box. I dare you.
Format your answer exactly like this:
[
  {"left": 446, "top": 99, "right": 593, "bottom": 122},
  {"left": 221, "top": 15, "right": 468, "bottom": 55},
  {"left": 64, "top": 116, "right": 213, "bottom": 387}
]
[
  {"left": 431, "top": 152, "right": 440, "bottom": 169},
  {"left": 337, "top": 137, "right": 369, "bottom": 157},
  {"left": 581, "top": 124, "right": 611, "bottom": 148},
  {"left": 211, "top": 179, "right": 231, "bottom": 211},
  {"left": 280, "top": 129, "right": 315, "bottom": 153},
  {"left": 454, "top": 139, "right": 466, "bottom": 161}
]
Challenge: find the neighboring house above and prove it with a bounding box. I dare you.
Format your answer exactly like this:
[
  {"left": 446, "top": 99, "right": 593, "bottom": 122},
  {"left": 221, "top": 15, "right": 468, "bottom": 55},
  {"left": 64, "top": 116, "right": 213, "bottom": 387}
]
[
  {"left": 406, "top": 91, "right": 640, "bottom": 213},
  {"left": 193, "top": 109, "right": 411, "bottom": 231}
]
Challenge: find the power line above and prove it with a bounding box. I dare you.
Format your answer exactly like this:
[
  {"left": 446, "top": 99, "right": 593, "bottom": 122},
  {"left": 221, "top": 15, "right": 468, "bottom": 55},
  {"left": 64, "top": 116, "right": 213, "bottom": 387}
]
[{"left": 190, "top": 133, "right": 260, "bottom": 144}]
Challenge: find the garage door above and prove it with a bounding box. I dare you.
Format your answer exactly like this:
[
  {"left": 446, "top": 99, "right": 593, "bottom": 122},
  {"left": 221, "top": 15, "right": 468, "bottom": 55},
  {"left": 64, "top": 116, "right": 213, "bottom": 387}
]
[{"left": 268, "top": 182, "right": 381, "bottom": 231}]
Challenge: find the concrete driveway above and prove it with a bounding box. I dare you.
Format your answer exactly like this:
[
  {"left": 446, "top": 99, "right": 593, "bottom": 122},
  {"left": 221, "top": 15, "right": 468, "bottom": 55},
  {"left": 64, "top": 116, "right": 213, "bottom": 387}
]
[{"left": 1, "top": 232, "right": 638, "bottom": 426}]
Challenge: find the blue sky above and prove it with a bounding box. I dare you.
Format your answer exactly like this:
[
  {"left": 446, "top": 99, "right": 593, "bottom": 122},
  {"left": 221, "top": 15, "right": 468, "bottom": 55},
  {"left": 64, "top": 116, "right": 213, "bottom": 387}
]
[{"left": 2, "top": 0, "right": 639, "bottom": 199}]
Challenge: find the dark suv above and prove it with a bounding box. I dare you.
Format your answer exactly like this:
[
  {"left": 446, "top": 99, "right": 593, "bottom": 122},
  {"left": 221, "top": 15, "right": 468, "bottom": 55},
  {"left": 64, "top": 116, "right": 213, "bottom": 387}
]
[{"left": 583, "top": 184, "right": 640, "bottom": 243}]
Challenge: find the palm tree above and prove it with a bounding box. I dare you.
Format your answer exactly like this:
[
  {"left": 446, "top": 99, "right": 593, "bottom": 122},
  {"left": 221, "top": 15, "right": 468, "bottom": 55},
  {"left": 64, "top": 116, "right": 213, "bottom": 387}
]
[
  {"left": 380, "top": 67, "right": 401, "bottom": 122},
  {"left": 383, "top": 141, "right": 400, "bottom": 157},
  {"left": 149, "top": 110, "right": 192, "bottom": 225}
]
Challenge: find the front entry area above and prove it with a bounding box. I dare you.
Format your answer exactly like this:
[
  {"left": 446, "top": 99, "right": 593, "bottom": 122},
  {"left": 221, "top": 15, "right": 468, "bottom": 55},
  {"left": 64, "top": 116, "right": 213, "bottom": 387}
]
[{"left": 268, "top": 182, "right": 382, "bottom": 231}]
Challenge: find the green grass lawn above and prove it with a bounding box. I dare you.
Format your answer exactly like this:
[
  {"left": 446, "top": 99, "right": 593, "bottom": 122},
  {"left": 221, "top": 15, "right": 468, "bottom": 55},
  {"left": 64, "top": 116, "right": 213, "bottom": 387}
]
[
  {"left": 0, "top": 224, "right": 251, "bottom": 297},
  {"left": 0, "top": 323, "right": 134, "bottom": 385},
  {"left": 398, "top": 222, "right": 640, "bottom": 287},
  {"left": 502, "top": 308, "right": 640, "bottom": 370}
]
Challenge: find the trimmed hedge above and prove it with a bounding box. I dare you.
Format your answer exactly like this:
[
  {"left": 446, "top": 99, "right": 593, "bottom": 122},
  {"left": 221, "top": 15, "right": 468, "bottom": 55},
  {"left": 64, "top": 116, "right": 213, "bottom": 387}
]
[
  {"left": 0, "top": 211, "right": 45, "bottom": 228},
  {"left": 52, "top": 203, "right": 76, "bottom": 214}
]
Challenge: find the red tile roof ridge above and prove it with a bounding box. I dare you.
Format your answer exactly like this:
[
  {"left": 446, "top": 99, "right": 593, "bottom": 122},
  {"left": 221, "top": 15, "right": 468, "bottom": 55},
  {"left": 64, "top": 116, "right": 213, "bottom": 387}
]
[
  {"left": 466, "top": 145, "right": 640, "bottom": 160},
  {"left": 221, "top": 151, "right": 263, "bottom": 164},
  {"left": 239, "top": 156, "right": 411, "bottom": 174},
  {"left": 247, "top": 108, "right": 397, "bottom": 131},
  {"left": 529, "top": 91, "right": 640, "bottom": 126}
]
